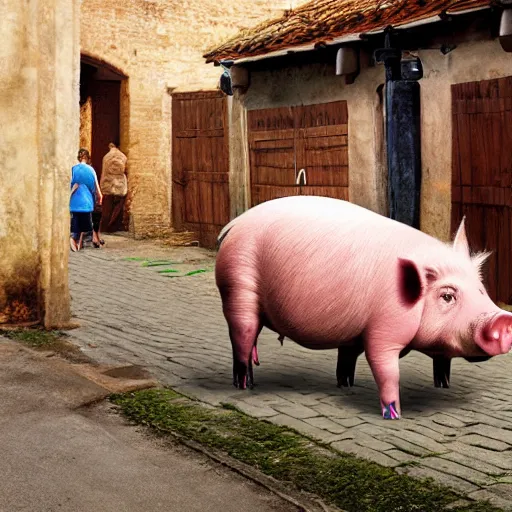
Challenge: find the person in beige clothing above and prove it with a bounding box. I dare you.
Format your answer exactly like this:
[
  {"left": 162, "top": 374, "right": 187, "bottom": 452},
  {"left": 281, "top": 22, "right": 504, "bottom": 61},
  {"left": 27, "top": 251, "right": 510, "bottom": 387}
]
[{"left": 99, "top": 142, "right": 128, "bottom": 233}]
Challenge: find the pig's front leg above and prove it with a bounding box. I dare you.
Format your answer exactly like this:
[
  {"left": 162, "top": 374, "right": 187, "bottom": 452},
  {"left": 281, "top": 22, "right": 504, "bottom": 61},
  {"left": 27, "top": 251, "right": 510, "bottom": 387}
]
[{"left": 365, "top": 342, "right": 403, "bottom": 420}]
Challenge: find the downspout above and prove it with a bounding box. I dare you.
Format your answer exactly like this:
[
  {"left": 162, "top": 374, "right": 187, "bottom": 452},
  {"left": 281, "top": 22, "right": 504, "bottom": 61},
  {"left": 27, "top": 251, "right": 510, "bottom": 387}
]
[
  {"left": 375, "top": 33, "right": 454, "bottom": 389},
  {"left": 375, "top": 31, "right": 422, "bottom": 229}
]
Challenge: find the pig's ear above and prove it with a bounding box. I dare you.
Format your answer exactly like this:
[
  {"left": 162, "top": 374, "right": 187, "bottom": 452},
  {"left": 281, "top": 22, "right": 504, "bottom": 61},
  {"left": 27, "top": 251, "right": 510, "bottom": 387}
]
[
  {"left": 398, "top": 258, "right": 427, "bottom": 305},
  {"left": 398, "top": 258, "right": 438, "bottom": 305},
  {"left": 453, "top": 216, "right": 471, "bottom": 259}
]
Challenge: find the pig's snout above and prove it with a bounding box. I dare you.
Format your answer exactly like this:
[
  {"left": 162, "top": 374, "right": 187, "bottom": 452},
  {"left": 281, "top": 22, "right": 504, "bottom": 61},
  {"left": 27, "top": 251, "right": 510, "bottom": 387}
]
[{"left": 478, "top": 313, "right": 512, "bottom": 356}]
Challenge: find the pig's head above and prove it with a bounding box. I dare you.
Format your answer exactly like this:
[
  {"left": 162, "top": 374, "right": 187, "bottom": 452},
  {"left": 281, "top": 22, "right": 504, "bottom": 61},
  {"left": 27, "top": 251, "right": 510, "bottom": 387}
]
[{"left": 399, "top": 218, "right": 512, "bottom": 359}]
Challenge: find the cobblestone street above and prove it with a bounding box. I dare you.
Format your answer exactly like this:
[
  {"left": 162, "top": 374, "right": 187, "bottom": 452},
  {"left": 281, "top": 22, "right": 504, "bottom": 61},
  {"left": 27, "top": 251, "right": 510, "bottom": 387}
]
[{"left": 69, "top": 236, "right": 512, "bottom": 510}]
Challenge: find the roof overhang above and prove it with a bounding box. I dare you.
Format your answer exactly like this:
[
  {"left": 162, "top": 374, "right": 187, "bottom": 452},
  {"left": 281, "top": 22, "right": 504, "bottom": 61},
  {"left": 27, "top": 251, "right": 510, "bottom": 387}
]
[{"left": 217, "top": 5, "right": 491, "bottom": 67}]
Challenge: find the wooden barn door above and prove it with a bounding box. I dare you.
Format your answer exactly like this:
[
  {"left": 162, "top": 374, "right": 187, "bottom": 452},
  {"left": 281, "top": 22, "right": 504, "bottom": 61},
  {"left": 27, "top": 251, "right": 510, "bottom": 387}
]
[
  {"left": 451, "top": 77, "right": 512, "bottom": 303},
  {"left": 172, "top": 91, "right": 230, "bottom": 249},
  {"left": 248, "top": 101, "right": 349, "bottom": 207},
  {"left": 248, "top": 107, "right": 300, "bottom": 205},
  {"left": 296, "top": 102, "right": 349, "bottom": 200}
]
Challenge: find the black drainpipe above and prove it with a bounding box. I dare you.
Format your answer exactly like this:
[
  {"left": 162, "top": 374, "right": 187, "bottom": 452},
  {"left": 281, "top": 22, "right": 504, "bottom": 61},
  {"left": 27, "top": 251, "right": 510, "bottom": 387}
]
[
  {"left": 375, "top": 31, "right": 422, "bottom": 229},
  {"left": 374, "top": 34, "right": 455, "bottom": 389}
]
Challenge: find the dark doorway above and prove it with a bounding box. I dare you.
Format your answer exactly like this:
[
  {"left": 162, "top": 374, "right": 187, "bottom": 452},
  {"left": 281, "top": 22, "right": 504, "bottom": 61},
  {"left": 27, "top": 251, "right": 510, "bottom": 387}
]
[{"left": 79, "top": 55, "right": 126, "bottom": 184}]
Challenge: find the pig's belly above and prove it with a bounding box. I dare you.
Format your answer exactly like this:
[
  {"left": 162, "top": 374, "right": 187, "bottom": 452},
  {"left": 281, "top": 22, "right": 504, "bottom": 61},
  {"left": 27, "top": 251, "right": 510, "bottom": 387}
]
[{"left": 260, "top": 283, "right": 368, "bottom": 350}]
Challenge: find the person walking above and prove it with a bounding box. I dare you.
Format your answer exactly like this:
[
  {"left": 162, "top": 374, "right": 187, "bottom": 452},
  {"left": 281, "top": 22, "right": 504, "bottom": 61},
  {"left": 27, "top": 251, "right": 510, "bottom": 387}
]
[
  {"left": 99, "top": 142, "right": 128, "bottom": 233},
  {"left": 70, "top": 149, "right": 103, "bottom": 252}
]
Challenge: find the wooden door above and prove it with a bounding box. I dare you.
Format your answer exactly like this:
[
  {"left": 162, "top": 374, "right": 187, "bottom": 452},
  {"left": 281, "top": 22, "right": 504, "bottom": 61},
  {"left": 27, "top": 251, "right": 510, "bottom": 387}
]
[
  {"left": 248, "top": 107, "right": 300, "bottom": 206},
  {"left": 172, "top": 91, "right": 230, "bottom": 249},
  {"left": 248, "top": 101, "right": 349, "bottom": 207},
  {"left": 451, "top": 77, "right": 512, "bottom": 303},
  {"left": 296, "top": 102, "right": 349, "bottom": 200}
]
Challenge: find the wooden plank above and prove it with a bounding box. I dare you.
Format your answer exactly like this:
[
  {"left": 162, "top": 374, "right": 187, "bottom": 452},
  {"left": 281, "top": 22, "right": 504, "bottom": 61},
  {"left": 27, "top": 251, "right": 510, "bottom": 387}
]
[
  {"left": 301, "top": 186, "right": 349, "bottom": 201},
  {"left": 455, "top": 113, "right": 472, "bottom": 186},
  {"left": 485, "top": 206, "right": 498, "bottom": 302},
  {"left": 249, "top": 129, "right": 295, "bottom": 142},
  {"left": 296, "top": 101, "right": 348, "bottom": 128},
  {"left": 250, "top": 185, "right": 301, "bottom": 207},
  {"left": 452, "top": 95, "right": 461, "bottom": 187},
  {"left": 247, "top": 106, "right": 294, "bottom": 131},
  {"left": 303, "top": 125, "right": 348, "bottom": 138},
  {"left": 184, "top": 172, "right": 229, "bottom": 183},
  {"left": 175, "top": 129, "right": 224, "bottom": 138},
  {"left": 500, "top": 110, "right": 512, "bottom": 187},
  {"left": 305, "top": 135, "right": 348, "bottom": 149},
  {"left": 496, "top": 206, "right": 510, "bottom": 303},
  {"left": 173, "top": 90, "right": 224, "bottom": 100}
]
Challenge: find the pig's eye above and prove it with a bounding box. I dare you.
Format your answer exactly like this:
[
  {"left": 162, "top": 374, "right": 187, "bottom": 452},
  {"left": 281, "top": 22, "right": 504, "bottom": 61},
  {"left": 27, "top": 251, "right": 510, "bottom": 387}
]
[{"left": 441, "top": 293, "right": 455, "bottom": 303}]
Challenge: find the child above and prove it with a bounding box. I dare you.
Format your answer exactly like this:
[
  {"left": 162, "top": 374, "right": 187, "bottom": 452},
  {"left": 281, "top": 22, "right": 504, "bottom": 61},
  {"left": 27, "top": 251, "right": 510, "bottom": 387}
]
[{"left": 70, "top": 149, "right": 103, "bottom": 252}]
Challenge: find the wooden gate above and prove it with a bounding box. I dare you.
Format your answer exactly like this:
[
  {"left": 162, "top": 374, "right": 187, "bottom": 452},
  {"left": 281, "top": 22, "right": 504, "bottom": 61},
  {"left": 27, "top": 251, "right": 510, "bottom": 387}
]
[
  {"left": 451, "top": 77, "right": 512, "bottom": 303},
  {"left": 172, "top": 91, "right": 230, "bottom": 249},
  {"left": 248, "top": 101, "right": 349, "bottom": 207}
]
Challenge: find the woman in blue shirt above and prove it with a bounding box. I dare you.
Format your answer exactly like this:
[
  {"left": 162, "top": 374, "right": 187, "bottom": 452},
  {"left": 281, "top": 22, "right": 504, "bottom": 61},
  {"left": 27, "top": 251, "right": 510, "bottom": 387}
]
[{"left": 70, "top": 149, "right": 103, "bottom": 252}]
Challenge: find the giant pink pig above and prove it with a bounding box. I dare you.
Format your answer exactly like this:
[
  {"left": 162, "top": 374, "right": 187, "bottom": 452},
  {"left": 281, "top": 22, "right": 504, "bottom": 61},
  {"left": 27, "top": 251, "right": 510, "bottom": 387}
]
[{"left": 215, "top": 196, "right": 512, "bottom": 419}]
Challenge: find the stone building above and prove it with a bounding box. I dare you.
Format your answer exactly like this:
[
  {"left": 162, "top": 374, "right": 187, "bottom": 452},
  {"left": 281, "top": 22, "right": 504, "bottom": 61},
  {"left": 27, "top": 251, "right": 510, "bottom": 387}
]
[
  {"left": 0, "top": 0, "right": 80, "bottom": 328},
  {"left": 79, "top": 0, "right": 295, "bottom": 236},
  {"left": 0, "top": 0, "right": 295, "bottom": 327}
]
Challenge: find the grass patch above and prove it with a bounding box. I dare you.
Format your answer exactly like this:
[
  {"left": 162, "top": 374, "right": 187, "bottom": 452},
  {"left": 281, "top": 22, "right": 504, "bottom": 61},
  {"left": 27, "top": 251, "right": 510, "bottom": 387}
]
[
  {"left": 141, "top": 260, "right": 179, "bottom": 267},
  {"left": 0, "top": 327, "right": 90, "bottom": 363},
  {"left": 164, "top": 268, "right": 213, "bottom": 278},
  {"left": 1, "top": 327, "right": 64, "bottom": 348},
  {"left": 110, "top": 389, "right": 502, "bottom": 512}
]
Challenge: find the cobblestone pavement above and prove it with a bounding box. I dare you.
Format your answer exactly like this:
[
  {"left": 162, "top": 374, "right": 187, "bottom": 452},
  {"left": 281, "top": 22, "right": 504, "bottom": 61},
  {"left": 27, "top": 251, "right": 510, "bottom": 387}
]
[{"left": 69, "top": 235, "right": 512, "bottom": 510}]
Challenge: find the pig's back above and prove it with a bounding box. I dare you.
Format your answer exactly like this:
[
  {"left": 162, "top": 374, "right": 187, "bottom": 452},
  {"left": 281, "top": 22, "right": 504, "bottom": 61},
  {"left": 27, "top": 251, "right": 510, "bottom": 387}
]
[{"left": 217, "top": 196, "right": 439, "bottom": 348}]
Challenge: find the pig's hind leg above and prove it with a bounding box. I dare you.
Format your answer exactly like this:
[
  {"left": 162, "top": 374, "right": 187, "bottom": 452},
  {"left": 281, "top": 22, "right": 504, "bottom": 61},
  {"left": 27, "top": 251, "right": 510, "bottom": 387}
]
[
  {"left": 336, "top": 340, "right": 364, "bottom": 388},
  {"left": 229, "top": 320, "right": 262, "bottom": 390},
  {"left": 224, "top": 290, "right": 262, "bottom": 390}
]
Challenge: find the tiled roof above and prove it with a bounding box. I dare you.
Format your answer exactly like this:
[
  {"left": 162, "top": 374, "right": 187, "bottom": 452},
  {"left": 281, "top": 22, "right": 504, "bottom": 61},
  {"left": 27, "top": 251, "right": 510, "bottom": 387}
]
[{"left": 204, "top": 0, "right": 493, "bottom": 64}]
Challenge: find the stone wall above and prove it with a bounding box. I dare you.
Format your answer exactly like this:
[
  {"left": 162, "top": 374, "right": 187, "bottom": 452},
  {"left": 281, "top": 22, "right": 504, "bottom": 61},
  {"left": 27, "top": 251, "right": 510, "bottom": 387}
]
[
  {"left": 80, "top": 0, "right": 291, "bottom": 235},
  {"left": 0, "top": 0, "right": 79, "bottom": 327}
]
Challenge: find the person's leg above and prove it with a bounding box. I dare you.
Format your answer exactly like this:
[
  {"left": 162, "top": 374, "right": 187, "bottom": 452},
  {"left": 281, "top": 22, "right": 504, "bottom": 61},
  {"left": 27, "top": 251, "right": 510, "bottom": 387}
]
[
  {"left": 92, "top": 208, "right": 102, "bottom": 247},
  {"left": 100, "top": 195, "right": 114, "bottom": 233},
  {"left": 76, "top": 212, "right": 93, "bottom": 250},
  {"left": 70, "top": 213, "right": 80, "bottom": 252},
  {"left": 109, "top": 195, "right": 126, "bottom": 232}
]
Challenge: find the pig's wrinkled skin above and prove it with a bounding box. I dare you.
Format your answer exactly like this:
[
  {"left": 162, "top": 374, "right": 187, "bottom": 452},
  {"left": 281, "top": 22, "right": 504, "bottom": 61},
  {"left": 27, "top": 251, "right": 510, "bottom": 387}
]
[{"left": 215, "top": 196, "right": 512, "bottom": 419}]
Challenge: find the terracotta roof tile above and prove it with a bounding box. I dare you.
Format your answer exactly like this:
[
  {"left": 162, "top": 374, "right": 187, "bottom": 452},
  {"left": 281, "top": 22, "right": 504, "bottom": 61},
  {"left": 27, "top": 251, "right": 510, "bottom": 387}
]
[{"left": 204, "top": 0, "right": 493, "bottom": 63}]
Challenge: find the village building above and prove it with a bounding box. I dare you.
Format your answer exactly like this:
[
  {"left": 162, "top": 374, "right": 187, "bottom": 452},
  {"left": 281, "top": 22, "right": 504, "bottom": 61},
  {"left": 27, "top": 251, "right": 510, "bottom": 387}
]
[
  {"left": 200, "top": 0, "right": 512, "bottom": 303},
  {"left": 0, "top": 0, "right": 297, "bottom": 327},
  {"left": 79, "top": 0, "right": 297, "bottom": 236}
]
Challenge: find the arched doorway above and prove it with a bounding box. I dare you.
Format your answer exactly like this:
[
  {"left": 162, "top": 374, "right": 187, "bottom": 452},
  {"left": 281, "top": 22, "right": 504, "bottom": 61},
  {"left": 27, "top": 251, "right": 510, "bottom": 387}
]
[{"left": 79, "top": 54, "right": 128, "bottom": 230}]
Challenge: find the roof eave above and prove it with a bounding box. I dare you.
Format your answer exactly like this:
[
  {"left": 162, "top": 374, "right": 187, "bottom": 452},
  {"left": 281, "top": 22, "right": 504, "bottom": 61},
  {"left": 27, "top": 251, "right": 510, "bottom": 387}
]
[{"left": 210, "top": 5, "right": 491, "bottom": 67}]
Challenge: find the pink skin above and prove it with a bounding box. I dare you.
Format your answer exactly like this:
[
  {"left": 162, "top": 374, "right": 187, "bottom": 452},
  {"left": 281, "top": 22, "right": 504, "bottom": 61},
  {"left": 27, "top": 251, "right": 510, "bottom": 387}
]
[{"left": 215, "top": 196, "right": 512, "bottom": 419}]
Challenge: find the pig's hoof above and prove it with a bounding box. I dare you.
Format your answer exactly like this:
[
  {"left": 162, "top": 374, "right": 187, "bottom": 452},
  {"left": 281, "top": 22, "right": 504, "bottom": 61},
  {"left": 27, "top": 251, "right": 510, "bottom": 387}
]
[
  {"left": 382, "top": 402, "right": 400, "bottom": 420},
  {"left": 233, "top": 374, "right": 247, "bottom": 390},
  {"left": 337, "top": 377, "right": 354, "bottom": 388}
]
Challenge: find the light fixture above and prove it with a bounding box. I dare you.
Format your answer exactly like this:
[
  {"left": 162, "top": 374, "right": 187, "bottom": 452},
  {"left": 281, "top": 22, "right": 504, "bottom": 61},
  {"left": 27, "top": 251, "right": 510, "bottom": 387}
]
[
  {"left": 401, "top": 57, "right": 423, "bottom": 81},
  {"left": 219, "top": 66, "right": 233, "bottom": 96},
  {"left": 500, "top": 8, "right": 512, "bottom": 52}
]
